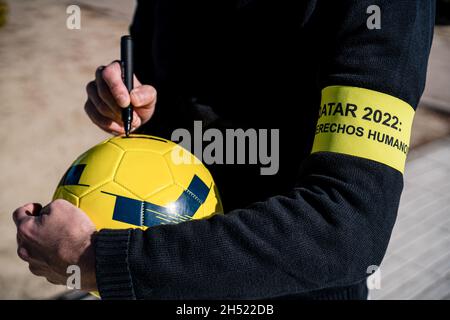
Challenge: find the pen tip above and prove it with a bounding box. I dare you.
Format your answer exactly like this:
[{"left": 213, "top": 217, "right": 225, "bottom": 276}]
[{"left": 124, "top": 123, "right": 131, "bottom": 138}]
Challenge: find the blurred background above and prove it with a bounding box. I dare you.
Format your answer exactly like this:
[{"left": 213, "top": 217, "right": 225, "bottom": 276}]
[{"left": 0, "top": 0, "right": 448, "bottom": 299}]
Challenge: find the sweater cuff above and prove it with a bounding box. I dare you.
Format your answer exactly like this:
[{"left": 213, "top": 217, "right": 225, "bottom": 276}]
[{"left": 95, "top": 229, "right": 136, "bottom": 300}]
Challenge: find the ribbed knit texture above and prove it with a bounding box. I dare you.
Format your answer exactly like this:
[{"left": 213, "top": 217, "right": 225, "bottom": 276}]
[{"left": 95, "top": 229, "right": 135, "bottom": 299}]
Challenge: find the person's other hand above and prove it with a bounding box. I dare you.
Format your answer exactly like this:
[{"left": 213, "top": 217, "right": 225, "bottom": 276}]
[
  {"left": 85, "top": 61, "right": 157, "bottom": 135},
  {"left": 13, "top": 200, "right": 97, "bottom": 291}
]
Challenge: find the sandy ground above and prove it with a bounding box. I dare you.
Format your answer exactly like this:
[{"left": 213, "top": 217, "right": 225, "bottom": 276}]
[
  {"left": 0, "top": 0, "right": 134, "bottom": 299},
  {"left": 0, "top": 1, "right": 448, "bottom": 299}
]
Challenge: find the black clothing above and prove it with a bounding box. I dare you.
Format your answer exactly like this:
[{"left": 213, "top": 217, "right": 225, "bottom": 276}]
[{"left": 95, "top": 0, "right": 435, "bottom": 299}]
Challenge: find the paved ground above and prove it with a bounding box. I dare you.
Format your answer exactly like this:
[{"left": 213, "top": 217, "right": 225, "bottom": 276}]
[
  {"left": 370, "top": 137, "right": 450, "bottom": 300},
  {"left": 369, "top": 24, "right": 450, "bottom": 301},
  {"left": 422, "top": 26, "right": 450, "bottom": 114},
  {"left": 410, "top": 25, "right": 450, "bottom": 148}
]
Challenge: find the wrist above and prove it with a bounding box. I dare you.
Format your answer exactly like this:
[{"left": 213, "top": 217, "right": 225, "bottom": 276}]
[
  {"left": 79, "top": 231, "right": 98, "bottom": 291},
  {"left": 94, "top": 229, "right": 135, "bottom": 299}
]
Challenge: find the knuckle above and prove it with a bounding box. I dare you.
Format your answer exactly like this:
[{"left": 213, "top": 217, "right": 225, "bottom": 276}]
[
  {"left": 110, "top": 60, "right": 121, "bottom": 71},
  {"left": 147, "top": 85, "right": 157, "bottom": 98},
  {"left": 85, "top": 81, "right": 96, "bottom": 95},
  {"left": 84, "top": 102, "right": 97, "bottom": 123},
  {"left": 95, "top": 101, "right": 110, "bottom": 116},
  {"left": 84, "top": 101, "right": 91, "bottom": 114},
  {"left": 110, "top": 83, "right": 126, "bottom": 100},
  {"left": 12, "top": 207, "right": 22, "bottom": 223},
  {"left": 101, "top": 67, "right": 109, "bottom": 79},
  {"left": 18, "top": 220, "right": 32, "bottom": 239},
  {"left": 142, "top": 85, "right": 157, "bottom": 101},
  {"left": 133, "top": 86, "right": 157, "bottom": 106},
  {"left": 101, "top": 64, "right": 117, "bottom": 81},
  {"left": 48, "top": 199, "right": 67, "bottom": 214},
  {"left": 51, "top": 199, "right": 67, "bottom": 210},
  {"left": 95, "top": 65, "right": 105, "bottom": 78},
  {"left": 17, "top": 246, "right": 29, "bottom": 261}
]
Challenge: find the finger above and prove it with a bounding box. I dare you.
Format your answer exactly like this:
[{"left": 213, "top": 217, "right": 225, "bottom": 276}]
[
  {"left": 18, "top": 245, "right": 48, "bottom": 269},
  {"left": 95, "top": 66, "right": 124, "bottom": 111},
  {"left": 94, "top": 65, "right": 121, "bottom": 108},
  {"left": 13, "top": 206, "right": 28, "bottom": 227},
  {"left": 14, "top": 204, "right": 40, "bottom": 244},
  {"left": 16, "top": 217, "right": 36, "bottom": 243},
  {"left": 91, "top": 80, "right": 142, "bottom": 131},
  {"left": 13, "top": 203, "right": 41, "bottom": 227},
  {"left": 17, "top": 243, "right": 44, "bottom": 262},
  {"left": 17, "top": 246, "right": 31, "bottom": 262},
  {"left": 84, "top": 100, "right": 125, "bottom": 135},
  {"left": 46, "top": 275, "right": 65, "bottom": 286},
  {"left": 100, "top": 62, "right": 130, "bottom": 108},
  {"left": 130, "top": 85, "right": 156, "bottom": 126},
  {"left": 29, "top": 264, "right": 47, "bottom": 277},
  {"left": 130, "top": 85, "right": 156, "bottom": 107},
  {"left": 39, "top": 198, "right": 73, "bottom": 215},
  {"left": 86, "top": 81, "right": 122, "bottom": 122},
  {"left": 130, "top": 110, "right": 142, "bottom": 132}
]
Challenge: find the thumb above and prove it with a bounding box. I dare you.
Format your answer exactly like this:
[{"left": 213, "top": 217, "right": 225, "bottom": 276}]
[
  {"left": 129, "top": 84, "right": 157, "bottom": 128},
  {"left": 24, "top": 203, "right": 43, "bottom": 216},
  {"left": 13, "top": 203, "right": 42, "bottom": 226},
  {"left": 130, "top": 84, "right": 157, "bottom": 108}
]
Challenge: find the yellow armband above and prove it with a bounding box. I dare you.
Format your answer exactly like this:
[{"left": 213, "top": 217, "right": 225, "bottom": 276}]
[{"left": 311, "top": 86, "right": 415, "bottom": 173}]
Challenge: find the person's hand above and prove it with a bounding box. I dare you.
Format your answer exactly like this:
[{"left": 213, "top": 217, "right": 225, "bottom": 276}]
[
  {"left": 85, "top": 61, "right": 157, "bottom": 135},
  {"left": 13, "top": 200, "right": 97, "bottom": 291}
]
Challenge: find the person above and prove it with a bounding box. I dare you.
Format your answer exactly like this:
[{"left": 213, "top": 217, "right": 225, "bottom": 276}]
[{"left": 13, "top": 1, "right": 435, "bottom": 299}]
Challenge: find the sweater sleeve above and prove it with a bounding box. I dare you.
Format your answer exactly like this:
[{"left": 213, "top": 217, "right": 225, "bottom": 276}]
[{"left": 95, "top": 0, "right": 434, "bottom": 299}]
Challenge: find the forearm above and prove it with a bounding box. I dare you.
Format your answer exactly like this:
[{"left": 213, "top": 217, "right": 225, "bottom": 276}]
[
  {"left": 95, "top": 152, "right": 401, "bottom": 299},
  {"left": 94, "top": 0, "right": 435, "bottom": 300}
]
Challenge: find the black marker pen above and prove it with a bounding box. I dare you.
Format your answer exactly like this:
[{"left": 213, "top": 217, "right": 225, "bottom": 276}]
[{"left": 121, "top": 35, "right": 133, "bottom": 137}]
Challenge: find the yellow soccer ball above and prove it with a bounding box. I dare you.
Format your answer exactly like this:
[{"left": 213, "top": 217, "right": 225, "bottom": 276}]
[{"left": 53, "top": 134, "right": 222, "bottom": 230}]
